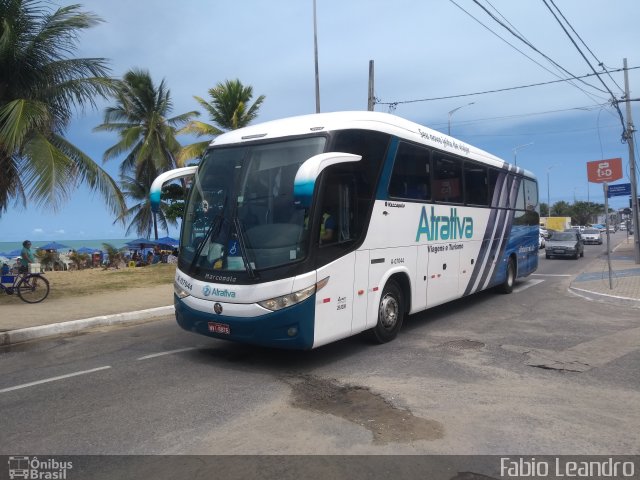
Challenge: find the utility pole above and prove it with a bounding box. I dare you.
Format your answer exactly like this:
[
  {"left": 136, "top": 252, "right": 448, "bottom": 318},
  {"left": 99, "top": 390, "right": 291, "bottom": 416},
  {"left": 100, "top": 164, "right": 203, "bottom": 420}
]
[
  {"left": 623, "top": 58, "right": 640, "bottom": 263},
  {"left": 313, "top": 0, "right": 320, "bottom": 113},
  {"left": 367, "top": 60, "right": 375, "bottom": 111}
]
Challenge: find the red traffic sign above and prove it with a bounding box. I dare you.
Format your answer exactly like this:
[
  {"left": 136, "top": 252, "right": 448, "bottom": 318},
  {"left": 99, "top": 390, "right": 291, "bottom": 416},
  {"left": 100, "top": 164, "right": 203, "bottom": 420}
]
[{"left": 587, "top": 158, "right": 623, "bottom": 183}]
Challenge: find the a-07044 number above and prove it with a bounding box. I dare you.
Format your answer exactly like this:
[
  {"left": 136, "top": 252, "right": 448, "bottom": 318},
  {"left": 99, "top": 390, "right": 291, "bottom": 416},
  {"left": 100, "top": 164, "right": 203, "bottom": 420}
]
[{"left": 390, "top": 257, "right": 405, "bottom": 264}]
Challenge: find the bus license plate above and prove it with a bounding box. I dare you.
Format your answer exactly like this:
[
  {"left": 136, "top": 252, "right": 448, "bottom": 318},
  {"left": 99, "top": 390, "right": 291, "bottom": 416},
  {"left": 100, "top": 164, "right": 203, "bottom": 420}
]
[{"left": 208, "top": 322, "right": 230, "bottom": 335}]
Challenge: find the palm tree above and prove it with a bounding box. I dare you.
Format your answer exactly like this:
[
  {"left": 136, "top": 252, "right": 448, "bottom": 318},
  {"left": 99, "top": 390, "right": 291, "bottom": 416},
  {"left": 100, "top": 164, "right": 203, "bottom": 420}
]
[
  {"left": 115, "top": 164, "right": 176, "bottom": 240},
  {"left": 95, "top": 68, "right": 197, "bottom": 238},
  {"left": 0, "top": 0, "right": 125, "bottom": 215},
  {"left": 101, "top": 242, "right": 124, "bottom": 269},
  {"left": 178, "top": 79, "right": 265, "bottom": 163}
]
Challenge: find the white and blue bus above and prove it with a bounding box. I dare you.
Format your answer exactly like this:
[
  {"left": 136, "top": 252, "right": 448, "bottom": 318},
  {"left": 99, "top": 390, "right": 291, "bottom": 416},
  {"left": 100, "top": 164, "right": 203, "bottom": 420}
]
[{"left": 152, "top": 111, "right": 539, "bottom": 349}]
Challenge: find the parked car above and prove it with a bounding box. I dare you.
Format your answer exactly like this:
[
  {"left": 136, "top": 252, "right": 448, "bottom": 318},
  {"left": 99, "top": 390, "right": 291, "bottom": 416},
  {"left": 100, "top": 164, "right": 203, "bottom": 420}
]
[
  {"left": 581, "top": 228, "right": 603, "bottom": 245},
  {"left": 546, "top": 230, "right": 584, "bottom": 259},
  {"left": 608, "top": 225, "right": 617, "bottom": 233},
  {"left": 539, "top": 227, "right": 549, "bottom": 239},
  {"left": 539, "top": 233, "right": 546, "bottom": 249}
]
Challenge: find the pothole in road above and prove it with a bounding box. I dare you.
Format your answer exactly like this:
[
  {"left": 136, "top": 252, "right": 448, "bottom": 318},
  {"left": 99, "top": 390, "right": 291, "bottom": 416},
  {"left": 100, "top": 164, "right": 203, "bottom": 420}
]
[
  {"left": 439, "top": 339, "right": 485, "bottom": 351},
  {"left": 289, "top": 375, "right": 444, "bottom": 444}
]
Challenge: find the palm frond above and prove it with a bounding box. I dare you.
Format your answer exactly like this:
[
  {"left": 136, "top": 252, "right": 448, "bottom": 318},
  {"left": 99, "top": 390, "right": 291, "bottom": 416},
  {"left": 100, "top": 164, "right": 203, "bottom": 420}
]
[
  {"left": 0, "top": 99, "right": 50, "bottom": 153},
  {"left": 176, "top": 141, "right": 210, "bottom": 165},
  {"left": 20, "top": 132, "right": 75, "bottom": 210}
]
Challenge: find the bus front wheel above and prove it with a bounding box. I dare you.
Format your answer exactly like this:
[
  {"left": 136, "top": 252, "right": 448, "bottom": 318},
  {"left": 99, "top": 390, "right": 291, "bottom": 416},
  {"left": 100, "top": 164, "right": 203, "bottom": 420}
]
[{"left": 369, "top": 280, "right": 404, "bottom": 344}]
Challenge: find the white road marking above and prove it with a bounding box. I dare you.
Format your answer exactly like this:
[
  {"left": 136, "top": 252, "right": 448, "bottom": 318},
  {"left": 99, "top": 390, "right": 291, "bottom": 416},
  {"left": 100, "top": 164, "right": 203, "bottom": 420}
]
[
  {"left": 137, "top": 347, "right": 198, "bottom": 360},
  {"left": 513, "top": 279, "right": 545, "bottom": 293},
  {"left": 531, "top": 273, "right": 572, "bottom": 277},
  {"left": 0, "top": 366, "right": 111, "bottom": 394}
]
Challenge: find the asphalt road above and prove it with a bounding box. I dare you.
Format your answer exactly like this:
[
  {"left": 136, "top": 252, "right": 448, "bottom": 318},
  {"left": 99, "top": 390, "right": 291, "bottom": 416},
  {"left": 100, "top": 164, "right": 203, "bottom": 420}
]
[{"left": 1, "top": 236, "right": 638, "bottom": 476}]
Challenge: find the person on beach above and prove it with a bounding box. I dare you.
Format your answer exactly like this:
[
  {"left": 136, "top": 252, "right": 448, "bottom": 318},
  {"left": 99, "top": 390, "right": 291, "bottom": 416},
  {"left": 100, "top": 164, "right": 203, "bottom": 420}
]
[{"left": 20, "top": 240, "right": 36, "bottom": 273}]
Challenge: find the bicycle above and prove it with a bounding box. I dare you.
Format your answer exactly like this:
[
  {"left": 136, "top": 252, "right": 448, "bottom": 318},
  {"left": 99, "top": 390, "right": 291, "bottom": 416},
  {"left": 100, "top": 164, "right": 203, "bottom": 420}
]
[{"left": 0, "top": 268, "right": 50, "bottom": 303}]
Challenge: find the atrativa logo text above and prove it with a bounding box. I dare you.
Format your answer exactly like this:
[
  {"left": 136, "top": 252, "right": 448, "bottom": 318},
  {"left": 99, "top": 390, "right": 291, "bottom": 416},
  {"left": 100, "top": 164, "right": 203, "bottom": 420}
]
[
  {"left": 202, "top": 285, "right": 236, "bottom": 298},
  {"left": 416, "top": 206, "right": 473, "bottom": 241}
]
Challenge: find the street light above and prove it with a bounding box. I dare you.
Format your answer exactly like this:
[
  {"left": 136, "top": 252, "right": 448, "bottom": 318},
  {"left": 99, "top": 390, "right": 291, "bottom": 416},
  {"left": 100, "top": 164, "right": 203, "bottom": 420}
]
[
  {"left": 448, "top": 102, "right": 474, "bottom": 135},
  {"left": 573, "top": 187, "right": 583, "bottom": 203},
  {"left": 546, "top": 165, "right": 557, "bottom": 218},
  {"left": 513, "top": 142, "right": 534, "bottom": 167}
]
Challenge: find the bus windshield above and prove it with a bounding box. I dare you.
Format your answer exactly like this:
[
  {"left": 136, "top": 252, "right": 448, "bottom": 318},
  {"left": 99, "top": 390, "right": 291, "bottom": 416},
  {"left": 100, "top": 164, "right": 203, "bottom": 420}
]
[{"left": 180, "top": 136, "right": 326, "bottom": 275}]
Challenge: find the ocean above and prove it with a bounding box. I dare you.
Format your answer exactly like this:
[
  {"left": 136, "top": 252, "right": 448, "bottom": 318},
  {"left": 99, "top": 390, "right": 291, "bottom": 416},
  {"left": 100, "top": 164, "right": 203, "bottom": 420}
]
[{"left": 0, "top": 239, "right": 133, "bottom": 256}]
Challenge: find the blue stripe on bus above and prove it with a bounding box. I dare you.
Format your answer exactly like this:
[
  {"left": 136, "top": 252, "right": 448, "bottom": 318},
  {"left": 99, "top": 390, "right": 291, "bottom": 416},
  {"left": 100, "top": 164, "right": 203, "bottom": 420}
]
[
  {"left": 375, "top": 137, "right": 399, "bottom": 200},
  {"left": 174, "top": 294, "right": 317, "bottom": 350},
  {"left": 463, "top": 167, "right": 511, "bottom": 295}
]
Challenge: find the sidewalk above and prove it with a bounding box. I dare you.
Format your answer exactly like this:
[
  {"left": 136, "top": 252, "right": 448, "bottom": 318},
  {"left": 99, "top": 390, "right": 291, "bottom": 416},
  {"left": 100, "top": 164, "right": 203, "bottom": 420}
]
[
  {"left": 568, "top": 236, "right": 640, "bottom": 307},
  {"left": 0, "top": 284, "right": 174, "bottom": 346},
  {"left": 1, "top": 238, "right": 639, "bottom": 346}
]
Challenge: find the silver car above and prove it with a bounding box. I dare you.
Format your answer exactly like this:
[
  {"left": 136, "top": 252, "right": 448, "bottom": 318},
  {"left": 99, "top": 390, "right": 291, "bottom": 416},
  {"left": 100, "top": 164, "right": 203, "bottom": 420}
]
[
  {"left": 581, "top": 228, "right": 602, "bottom": 245},
  {"left": 545, "top": 231, "right": 584, "bottom": 259}
]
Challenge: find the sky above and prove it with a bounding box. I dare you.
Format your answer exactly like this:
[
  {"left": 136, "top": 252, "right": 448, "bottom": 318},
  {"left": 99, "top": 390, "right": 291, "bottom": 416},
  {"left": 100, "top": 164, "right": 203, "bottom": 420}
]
[{"left": 2, "top": 0, "right": 640, "bottom": 242}]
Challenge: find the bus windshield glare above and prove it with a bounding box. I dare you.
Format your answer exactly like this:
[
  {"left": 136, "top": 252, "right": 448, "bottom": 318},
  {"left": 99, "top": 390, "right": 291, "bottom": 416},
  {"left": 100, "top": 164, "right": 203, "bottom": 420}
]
[{"left": 180, "top": 136, "right": 326, "bottom": 275}]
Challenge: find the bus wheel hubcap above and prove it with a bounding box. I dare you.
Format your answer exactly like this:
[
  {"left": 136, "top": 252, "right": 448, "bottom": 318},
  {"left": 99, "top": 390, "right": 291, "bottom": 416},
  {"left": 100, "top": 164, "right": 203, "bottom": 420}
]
[{"left": 380, "top": 295, "right": 398, "bottom": 329}]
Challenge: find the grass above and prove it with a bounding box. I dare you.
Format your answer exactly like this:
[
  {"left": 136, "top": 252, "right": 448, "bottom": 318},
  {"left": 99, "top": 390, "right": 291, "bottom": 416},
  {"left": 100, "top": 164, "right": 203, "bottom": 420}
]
[{"left": 0, "top": 263, "right": 175, "bottom": 304}]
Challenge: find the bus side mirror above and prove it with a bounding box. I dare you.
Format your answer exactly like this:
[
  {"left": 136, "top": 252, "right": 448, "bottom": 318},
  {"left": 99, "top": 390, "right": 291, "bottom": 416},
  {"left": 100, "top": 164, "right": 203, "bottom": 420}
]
[
  {"left": 293, "top": 152, "right": 361, "bottom": 208},
  {"left": 150, "top": 166, "right": 198, "bottom": 213}
]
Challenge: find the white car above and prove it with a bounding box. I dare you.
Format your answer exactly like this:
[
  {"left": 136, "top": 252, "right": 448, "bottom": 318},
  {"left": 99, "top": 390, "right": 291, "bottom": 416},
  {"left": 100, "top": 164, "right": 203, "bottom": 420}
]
[
  {"left": 539, "top": 233, "right": 546, "bottom": 249},
  {"left": 581, "top": 228, "right": 602, "bottom": 245}
]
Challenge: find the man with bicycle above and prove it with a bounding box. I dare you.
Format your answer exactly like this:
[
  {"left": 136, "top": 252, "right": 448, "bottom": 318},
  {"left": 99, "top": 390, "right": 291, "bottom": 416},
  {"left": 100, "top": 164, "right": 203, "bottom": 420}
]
[{"left": 20, "top": 240, "right": 36, "bottom": 273}]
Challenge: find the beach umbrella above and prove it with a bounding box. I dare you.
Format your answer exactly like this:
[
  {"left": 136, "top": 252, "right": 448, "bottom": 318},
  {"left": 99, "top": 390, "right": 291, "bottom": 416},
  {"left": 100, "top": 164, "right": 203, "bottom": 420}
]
[
  {"left": 76, "top": 246, "right": 99, "bottom": 254},
  {"left": 157, "top": 236, "right": 179, "bottom": 248},
  {"left": 2, "top": 249, "right": 22, "bottom": 257},
  {"left": 125, "top": 238, "right": 159, "bottom": 250},
  {"left": 39, "top": 241, "right": 70, "bottom": 250}
]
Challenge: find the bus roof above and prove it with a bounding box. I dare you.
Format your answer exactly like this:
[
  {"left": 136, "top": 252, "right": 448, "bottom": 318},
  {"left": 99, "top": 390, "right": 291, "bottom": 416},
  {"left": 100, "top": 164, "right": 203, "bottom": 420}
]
[{"left": 210, "top": 111, "right": 536, "bottom": 179}]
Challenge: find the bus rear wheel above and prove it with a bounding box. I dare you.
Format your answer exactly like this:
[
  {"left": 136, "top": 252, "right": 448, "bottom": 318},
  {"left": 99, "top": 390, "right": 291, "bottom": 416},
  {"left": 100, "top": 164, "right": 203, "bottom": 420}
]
[
  {"left": 499, "top": 258, "right": 516, "bottom": 294},
  {"left": 369, "top": 280, "right": 404, "bottom": 344}
]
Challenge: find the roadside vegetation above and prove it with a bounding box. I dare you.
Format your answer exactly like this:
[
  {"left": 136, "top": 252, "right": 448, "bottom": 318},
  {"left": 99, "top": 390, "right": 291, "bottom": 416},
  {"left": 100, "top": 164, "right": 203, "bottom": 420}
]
[
  {"left": 540, "top": 200, "right": 608, "bottom": 226},
  {"left": 0, "top": 263, "right": 175, "bottom": 305},
  {"left": 0, "top": 1, "right": 265, "bottom": 241}
]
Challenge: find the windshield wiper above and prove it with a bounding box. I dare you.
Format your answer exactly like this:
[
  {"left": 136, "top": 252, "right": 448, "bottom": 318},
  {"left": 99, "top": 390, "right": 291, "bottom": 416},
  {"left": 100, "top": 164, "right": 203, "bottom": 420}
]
[
  {"left": 188, "top": 213, "right": 225, "bottom": 273},
  {"left": 233, "top": 217, "right": 257, "bottom": 279}
]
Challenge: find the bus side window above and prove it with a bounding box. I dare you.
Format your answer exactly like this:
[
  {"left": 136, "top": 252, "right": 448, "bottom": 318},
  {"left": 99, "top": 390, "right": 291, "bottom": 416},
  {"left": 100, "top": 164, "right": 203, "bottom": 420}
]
[
  {"left": 433, "top": 153, "right": 463, "bottom": 203},
  {"left": 388, "top": 142, "right": 431, "bottom": 201},
  {"left": 464, "top": 163, "right": 489, "bottom": 206}
]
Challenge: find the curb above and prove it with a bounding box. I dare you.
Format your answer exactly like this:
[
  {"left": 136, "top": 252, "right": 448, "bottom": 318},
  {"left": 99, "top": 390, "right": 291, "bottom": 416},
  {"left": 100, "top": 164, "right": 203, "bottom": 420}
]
[
  {"left": 568, "top": 285, "right": 640, "bottom": 308},
  {"left": 0, "top": 305, "right": 174, "bottom": 347}
]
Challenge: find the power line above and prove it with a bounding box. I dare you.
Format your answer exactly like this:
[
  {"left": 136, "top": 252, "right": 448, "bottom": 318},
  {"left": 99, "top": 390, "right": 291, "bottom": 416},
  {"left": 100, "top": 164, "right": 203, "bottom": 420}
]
[
  {"left": 469, "top": 0, "right": 609, "bottom": 98},
  {"left": 547, "top": 0, "right": 624, "bottom": 95},
  {"left": 448, "top": 0, "right": 608, "bottom": 104},
  {"left": 375, "top": 67, "right": 638, "bottom": 107},
  {"left": 432, "top": 104, "right": 609, "bottom": 128},
  {"left": 542, "top": 0, "right": 627, "bottom": 137}
]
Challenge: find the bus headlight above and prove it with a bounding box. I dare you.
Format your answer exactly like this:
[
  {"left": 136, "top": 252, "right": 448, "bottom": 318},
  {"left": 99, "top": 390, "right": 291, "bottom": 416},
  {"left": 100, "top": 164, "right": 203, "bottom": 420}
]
[
  {"left": 174, "top": 282, "right": 191, "bottom": 299},
  {"left": 258, "top": 284, "right": 317, "bottom": 311}
]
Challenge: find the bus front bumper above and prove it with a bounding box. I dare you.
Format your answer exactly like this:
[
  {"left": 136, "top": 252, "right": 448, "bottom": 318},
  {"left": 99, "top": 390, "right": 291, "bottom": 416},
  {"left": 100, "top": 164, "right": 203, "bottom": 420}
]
[{"left": 174, "top": 294, "right": 316, "bottom": 350}]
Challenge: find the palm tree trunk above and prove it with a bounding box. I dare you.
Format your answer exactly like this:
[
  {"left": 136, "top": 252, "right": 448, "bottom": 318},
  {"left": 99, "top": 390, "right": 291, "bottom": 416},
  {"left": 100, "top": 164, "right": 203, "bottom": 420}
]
[{"left": 153, "top": 211, "right": 158, "bottom": 240}]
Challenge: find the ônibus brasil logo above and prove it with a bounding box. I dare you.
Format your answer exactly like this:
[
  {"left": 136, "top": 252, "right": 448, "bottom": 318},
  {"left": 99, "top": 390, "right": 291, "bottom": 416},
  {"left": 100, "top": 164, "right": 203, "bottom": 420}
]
[
  {"left": 415, "top": 206, "right": 473, "bottom": 242},
  {"left": 8, "top": 456, "right": 73, "bottom": 479}
]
